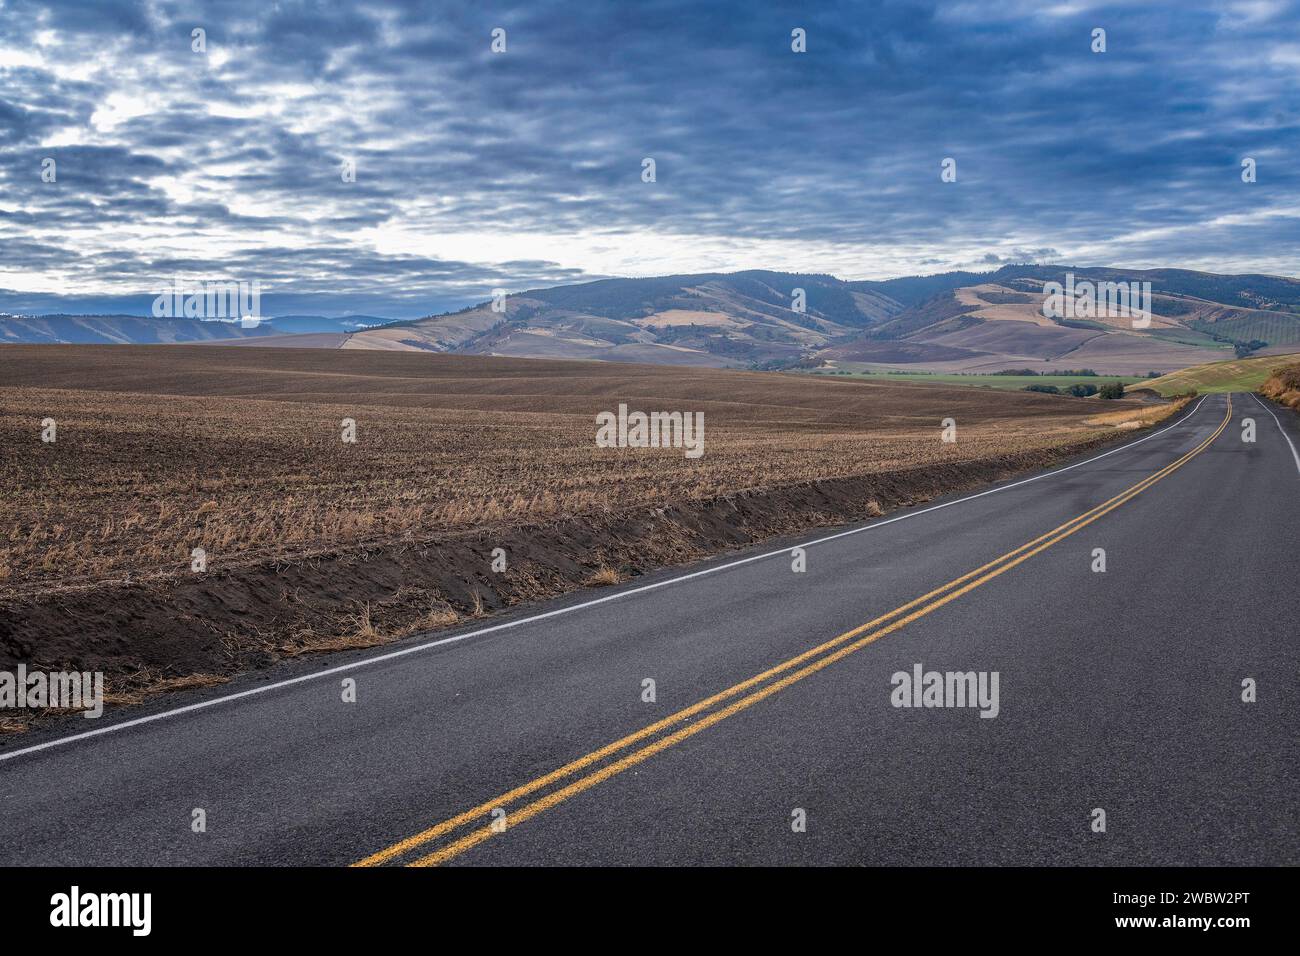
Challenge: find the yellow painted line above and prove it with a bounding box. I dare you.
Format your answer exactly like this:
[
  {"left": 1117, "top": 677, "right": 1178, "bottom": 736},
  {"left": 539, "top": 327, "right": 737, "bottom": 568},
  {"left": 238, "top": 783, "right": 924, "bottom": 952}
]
[
  {"left": 407, "top": 396, "right": 1230, "bottom": 867},
  {"left": 354, "top": 437, "right": 1192, "bottom": 867},
  {"left": 354, "top": 398, "right": 1230, "bottom": 867}
]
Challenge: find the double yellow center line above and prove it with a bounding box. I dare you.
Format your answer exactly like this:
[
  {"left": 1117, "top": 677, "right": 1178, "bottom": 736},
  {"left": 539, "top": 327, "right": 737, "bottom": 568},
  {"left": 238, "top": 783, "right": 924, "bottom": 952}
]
[{"left": 355, "top": 396, "right": 1230, "bottom": 867}]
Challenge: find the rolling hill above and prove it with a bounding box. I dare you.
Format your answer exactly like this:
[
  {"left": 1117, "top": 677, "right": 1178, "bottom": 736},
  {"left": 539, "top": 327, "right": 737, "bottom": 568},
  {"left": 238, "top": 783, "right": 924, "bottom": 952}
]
[
  {"left": 1129, "top": 352, "right": 1300, "bottom": 397},
  {"left": 331, "top": 265, "right": 1300, "bottom": 373},
  {"left": 819, "top": 266, "right": 1300, "bottom": 376},
  {"left": 343, "top": 271, "right": 904, "bottom": 368}
]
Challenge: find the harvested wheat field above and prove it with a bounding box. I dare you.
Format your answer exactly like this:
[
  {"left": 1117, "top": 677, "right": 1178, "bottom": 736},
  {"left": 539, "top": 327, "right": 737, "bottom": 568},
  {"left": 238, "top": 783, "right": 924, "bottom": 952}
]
[{"left": 0, "top": 345, "right": 1182, "bottom": 724}]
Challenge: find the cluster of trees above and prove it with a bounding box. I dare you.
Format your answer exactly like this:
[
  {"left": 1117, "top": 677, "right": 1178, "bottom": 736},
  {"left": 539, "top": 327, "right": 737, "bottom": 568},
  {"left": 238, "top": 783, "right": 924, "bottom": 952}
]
[
  {"left": 1024, "top": 380, "right": 1127, "bottom": 399},
  {"left": 1023, "top": 383, "right": 1097, "bottom": 396}
]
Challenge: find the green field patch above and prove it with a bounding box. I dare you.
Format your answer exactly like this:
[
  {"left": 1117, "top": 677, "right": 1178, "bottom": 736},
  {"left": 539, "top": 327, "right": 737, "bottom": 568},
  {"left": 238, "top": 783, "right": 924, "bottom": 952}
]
[{"left": 1132, "top": 351, "right": 1300, "bottom": 396}]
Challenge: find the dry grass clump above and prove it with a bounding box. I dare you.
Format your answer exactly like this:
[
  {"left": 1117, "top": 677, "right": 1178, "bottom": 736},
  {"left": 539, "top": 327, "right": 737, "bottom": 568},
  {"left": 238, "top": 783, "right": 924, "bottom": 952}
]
[
  {"left": 279, "top": 593, "right": 463, "bottom": 658},
  {"left": 1259, "top": 362, "right": 1300, "bottom": 411},
  {"left": 423, "top": 606, "right": 460, "bottom": 628},
  {"left": 103, "top": 672, "right": 230, "bottom": 707},
  {"left": 1083, "top": 397, "right": 1189, "bottom": 429},
  {"left": 583, "top": 566, "right": 622, "bottom": 586}
]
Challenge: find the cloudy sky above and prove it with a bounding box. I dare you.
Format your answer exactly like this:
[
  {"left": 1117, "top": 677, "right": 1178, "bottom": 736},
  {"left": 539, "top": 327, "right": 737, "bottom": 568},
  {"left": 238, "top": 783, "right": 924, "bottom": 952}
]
[{"left": 0, "top": 0, "right": 1297, "bottom": 317}]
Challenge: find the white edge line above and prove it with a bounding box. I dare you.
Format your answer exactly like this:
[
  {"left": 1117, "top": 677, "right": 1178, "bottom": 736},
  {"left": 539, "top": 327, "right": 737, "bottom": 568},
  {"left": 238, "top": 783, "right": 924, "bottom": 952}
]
[
  {"left": 0, "top": 395, "right": 1211, "bottom": 764},
  {"left": 1251, "top": 393, "right": 1300, "bottom": 476}
]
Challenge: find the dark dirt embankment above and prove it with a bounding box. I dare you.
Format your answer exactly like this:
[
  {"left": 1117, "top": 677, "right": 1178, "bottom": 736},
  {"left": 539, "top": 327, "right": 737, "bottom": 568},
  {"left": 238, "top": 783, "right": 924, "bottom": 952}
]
[{"left": 1, "top": 428, "right": 1136, "bottom": 729}]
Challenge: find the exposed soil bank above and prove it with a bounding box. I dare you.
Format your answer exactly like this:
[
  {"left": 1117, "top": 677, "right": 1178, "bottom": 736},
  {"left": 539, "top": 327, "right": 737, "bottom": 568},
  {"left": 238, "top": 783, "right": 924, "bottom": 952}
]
[{"left": 0, "top": 424, "right": 1156, "bottom": 733}]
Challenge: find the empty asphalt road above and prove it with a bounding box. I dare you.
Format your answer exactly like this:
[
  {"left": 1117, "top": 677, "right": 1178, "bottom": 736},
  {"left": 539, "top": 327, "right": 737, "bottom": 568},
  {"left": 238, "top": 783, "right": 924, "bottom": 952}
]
[{"left": 2, "top": 392, "right": 1296, "bottom": 866}]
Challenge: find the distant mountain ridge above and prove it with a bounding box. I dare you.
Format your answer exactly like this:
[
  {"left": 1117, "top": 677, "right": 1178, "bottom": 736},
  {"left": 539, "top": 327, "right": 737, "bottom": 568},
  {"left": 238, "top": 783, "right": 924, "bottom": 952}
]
[
  {"left": 820, "top": 266, "right": 1300, "bottom": 376},
  {"left": 340, "top": 265, "right": 1300, "bottom": 372},
  {"left": 343, "top": 270, "right": 904, "bottom": 367},
  {"left": 5, "top": 265, "right": 1300, "bottom": 375},
  {"left": 0, "top": 313, "right": 392, "bottom": 345}
]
